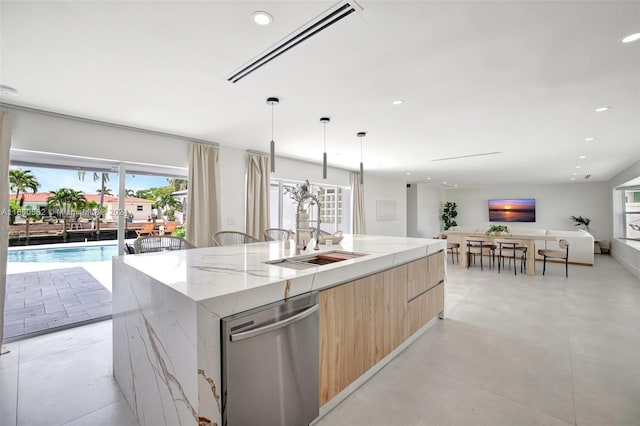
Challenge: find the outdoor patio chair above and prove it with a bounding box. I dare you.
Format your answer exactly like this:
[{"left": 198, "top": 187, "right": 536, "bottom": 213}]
[
  {"left": 133, "top": 235, "right": 195, "bottom": 254},
  {"left": 163, "top": 221, "right": 179, "bottom": 234},
  {"left": 263, "top": 228, "right": 292, "bottom": 241},
  {"left": 213, "top": 231, "right": 260, "bottom": 246},
  {"left": 136, "top": 222, "right": 157, "bottom": 237}
]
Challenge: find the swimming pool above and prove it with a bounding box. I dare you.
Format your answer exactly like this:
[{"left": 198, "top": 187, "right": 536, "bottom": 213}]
[{"left": 8, "top": 244, "right": 119, "bottom": 263}]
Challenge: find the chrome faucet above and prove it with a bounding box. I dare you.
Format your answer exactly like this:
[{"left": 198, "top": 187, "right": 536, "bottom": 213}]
[{"left": 295, "top": 192, "right": 321, "bottom": 251}]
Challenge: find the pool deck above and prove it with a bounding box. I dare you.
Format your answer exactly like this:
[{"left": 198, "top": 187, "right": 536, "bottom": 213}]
[{"left": 4, "top": 240, "right": 136, "bottom": 342}]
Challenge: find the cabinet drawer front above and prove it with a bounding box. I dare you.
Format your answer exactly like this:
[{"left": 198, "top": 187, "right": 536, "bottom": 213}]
[{"left": 406, "top": 282, "right": 444, "bottom": 336}]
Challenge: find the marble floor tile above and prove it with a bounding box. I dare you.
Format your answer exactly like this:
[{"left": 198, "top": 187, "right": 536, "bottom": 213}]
[
  {"left": 18, "top": 320, "right": 111, "bottom": 364},
  {"left": 0, "top": 359, "right": 19, "bottom": 426},
  {"left": 317, "top": 355, "right": 574, "bottom": 426},
  {"left": 399, "top": 320, "right": 576, "bottom": 424},
  {"left": 61, "top": 400, "right": 138, "bottom": 426},
  {"left": 17, "top": 339, "right": 122, "bottom": 426}
]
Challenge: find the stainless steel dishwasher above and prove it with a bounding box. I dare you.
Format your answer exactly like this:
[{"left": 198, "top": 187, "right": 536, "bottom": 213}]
[{"left": 221, "top": 291, "right": 319, "bottom": 426}]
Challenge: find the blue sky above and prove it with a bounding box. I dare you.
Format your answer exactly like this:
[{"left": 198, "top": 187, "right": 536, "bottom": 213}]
[{"left": 12, "top": 166, "right": 173, "bottom": 195}]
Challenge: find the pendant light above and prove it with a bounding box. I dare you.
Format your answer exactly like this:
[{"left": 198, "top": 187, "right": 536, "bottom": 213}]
[
  {"left": 320, "top": 117, "right": 330, "bottom": 179},
  {"left": 266, "top": 97, "right": 279, "bottom": 173},
  {"left": 357, "top": 131, "right": 366, "bottom": 184}
]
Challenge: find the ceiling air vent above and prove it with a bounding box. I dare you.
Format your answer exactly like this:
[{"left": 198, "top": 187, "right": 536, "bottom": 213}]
[{"left": 227, "top": 1, "right": 362, "bottom": 83}]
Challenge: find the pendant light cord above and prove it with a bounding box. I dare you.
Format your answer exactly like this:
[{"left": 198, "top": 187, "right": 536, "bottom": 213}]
[
  {"left": 323, "top": 122, "right": 327, "bottom": 151},
  {"left": 271, "top": 104, "right": 274, "bottom": 140}
]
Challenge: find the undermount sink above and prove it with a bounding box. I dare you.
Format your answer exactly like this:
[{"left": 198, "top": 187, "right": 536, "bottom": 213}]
[{"left": 266, "top": 251, "right": 366, "bottom": 270}]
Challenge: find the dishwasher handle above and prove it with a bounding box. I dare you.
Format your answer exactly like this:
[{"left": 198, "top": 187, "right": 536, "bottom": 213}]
[{"left": 230, "top": 304, "right": 319, "bottom": 342}]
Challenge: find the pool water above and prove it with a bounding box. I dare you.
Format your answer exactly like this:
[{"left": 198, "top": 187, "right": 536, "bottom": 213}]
[{"left": 8, "top": 245, "right": 119, "bottom": 263}]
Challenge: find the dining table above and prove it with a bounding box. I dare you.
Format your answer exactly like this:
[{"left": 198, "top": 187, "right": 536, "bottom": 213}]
[{"left": 442, "top": 231, "right": 557, "bottom": 275}]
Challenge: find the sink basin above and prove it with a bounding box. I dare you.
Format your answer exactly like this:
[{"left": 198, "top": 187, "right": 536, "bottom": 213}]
[{"left": 266, "top": 251, "right": 366, "bottom": 270}]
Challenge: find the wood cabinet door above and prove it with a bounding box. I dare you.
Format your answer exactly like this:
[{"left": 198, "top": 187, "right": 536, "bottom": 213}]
[
  {"left": 407, "top": 256, "right": 428, "bottom": 301},
  {"left": 383, "top": 264, "right": 407, "bottom": 356},
  {"left": 428, "top": 251, "right": 445, "bottom": 287},
  {"left": 406, "top": 282, "right": 445, "bottom": 336},
  {"left": 319, "top": 281, "right": 355, "bottom": 405}
]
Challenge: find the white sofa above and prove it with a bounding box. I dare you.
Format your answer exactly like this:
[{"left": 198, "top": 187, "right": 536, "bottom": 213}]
[{"left": 445, "top": 226, "right": 594, "bottom": 265}]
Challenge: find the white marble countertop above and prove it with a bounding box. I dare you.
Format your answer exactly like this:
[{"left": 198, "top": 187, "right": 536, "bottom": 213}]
[{"left": 114, "top": 234, "right": 445, "bottom": 303}]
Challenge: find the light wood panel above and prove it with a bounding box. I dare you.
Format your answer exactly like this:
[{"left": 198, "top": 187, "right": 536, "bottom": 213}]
[
  {"left": 383, "top": 265, "right": 407, "bottom": 355},
  {"left": 407, "top": 256, "right": 428, "bottom": 300},
  {"left": 320, "top": 251, "right": 445, "bottom": 406},
  {"left": 406, "top": 282, "right": 445, "bottom": 336},
  {"left": 319, "top": 281, "right": 355, "bottom": 405},
  {"left": 428, "top": 251, "right": 445, "bottom": 288}
]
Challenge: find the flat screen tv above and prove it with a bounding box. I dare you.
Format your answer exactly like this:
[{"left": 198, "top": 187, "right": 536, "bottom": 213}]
[{"left": 488, "top": 198, "right": 536, "bottom": 222}]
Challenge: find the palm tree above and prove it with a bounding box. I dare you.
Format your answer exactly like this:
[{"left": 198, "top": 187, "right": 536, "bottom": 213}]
[
  {"left": 78, "top": 171, "right": 110, "bottom": 239},
  {"left": 9, "top": 169, "right": 40, "bottom": 199},
  {"left": 97, "top": 188, "right": 114, "bottom": 196},
  {"left": 126, "top": 189, "right": 135, "bottom": 197},
  {"left": 154, "top": 192, "right": 183, "bottom": 221},
  {"left": 47, "top": 188, "right": 87, "bottom": 242},
  {"left": 167, "top": 178, "right": 188, "bottom": 191}
]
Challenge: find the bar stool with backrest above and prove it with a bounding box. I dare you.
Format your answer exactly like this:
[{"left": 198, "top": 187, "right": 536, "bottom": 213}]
[
  {"left": 213, "top": 231, "right": 260, "bottom": 246},
  {"left": 133, "top": 235, "right": 195, "bottom": 254},
  {"left": 537, "top": 239, "right": 570, "bottom": 277},
  {"left": 466, "top": 238, "right": 496, "bottom": 271},
  {"left": 263, "top": 228, "right": 292, "bottom": 242}
]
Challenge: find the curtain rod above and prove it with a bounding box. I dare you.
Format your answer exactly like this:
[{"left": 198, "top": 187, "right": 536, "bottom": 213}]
[{"left": 0, "top": 102, "right": 219, "bottom": 146}]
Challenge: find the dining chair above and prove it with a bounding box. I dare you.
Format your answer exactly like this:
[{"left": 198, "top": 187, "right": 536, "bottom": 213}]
[
  {"left": 466, "top": 238, "right": 496, "bottom": 271},
  {"left": 496, "top": 240, "right": 527, "bottom": 275},
  {"left": 537, "top": 239, "right": 569, "bottom": 277},
  {"left": 133, "top": 235, "right": 195, "bottom": 254},
  {"left": 213, "top": 231, "right": 260, "bottom": 246},
  {"left": 435, "top": 234, "right": 460, "bottom": 264},
  {"left": 263, "top": 228, "right": 292, "bottom": 241}
]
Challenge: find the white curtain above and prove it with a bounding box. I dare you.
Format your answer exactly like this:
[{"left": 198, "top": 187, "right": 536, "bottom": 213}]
[
  {"left": 0, "top": 112, "right": 12, "bottom": 349},
  {"left": 246, "top": 153, "right": 270, "bottom": 241},
  {"left": 186, "top": 143, "right": 221, "bottom": 247},
  {"left": 351, "top": 172, "right": 366, "bottom": 234}
]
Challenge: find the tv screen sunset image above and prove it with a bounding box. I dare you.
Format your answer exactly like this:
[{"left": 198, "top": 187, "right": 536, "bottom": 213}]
[{"left": 488, "top": 198, "right": 536, "bottom": 222}]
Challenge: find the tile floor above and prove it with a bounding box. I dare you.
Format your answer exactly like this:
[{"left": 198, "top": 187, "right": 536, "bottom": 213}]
[{"left": 1, "top": 255, "right": 639, "bottom": 426}]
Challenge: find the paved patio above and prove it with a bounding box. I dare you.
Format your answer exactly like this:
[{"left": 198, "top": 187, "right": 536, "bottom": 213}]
[{"left": 2, "top": 267, "right": 112, "bottom": 342}]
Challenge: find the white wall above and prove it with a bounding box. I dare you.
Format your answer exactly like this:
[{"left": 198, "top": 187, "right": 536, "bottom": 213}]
[
  {"left": 364, "top": 173, "right": 407, "bottom": 237},
  {"left": 441, "top": 182, "right": 611, "bottom": 241},
  {"left": 415, "top": 183, "right": 444, "bottom": 238}
]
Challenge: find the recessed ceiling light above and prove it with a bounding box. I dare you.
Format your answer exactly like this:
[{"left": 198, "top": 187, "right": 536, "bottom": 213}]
[
  {"left": 572, "top": 172, "right": 578, "bottom": 176},
  {"left": 405, "top": 172, "right": 411, "bottom": 175},
  {"left": 579, "top": 155, "right": 587, "bottom": 159},
  {"left": 392, "top": 99, "right": 404, "bottom": 105},
  {"left": 426, "top": 177, "right": 431, "bottom": 180},
  {"left": 0, "top": 84, "right": 18, "bottom": 96},
  {"left": 570, "top": 177, "right": 576, "bottom": 181},
  {"left": 252, "top": 11, "right": 272, "bottom": 26},
  {"left": 575, "top": 165, "right": 582, "bottom": 169},
  {"left": 585, "top": 137, "right": 595, "bottom": 142},
  {"left": 453, "top": 184, "right": 458, "bottom": 187},
  {"left": 442, "top": 181, "right": 447, "bottom": 184},
  {"left": 621, "top": 32, "right": 640, "bottom": 43},
  {"left": 595, "top": 106, "right": 611, "bottom": 112}
]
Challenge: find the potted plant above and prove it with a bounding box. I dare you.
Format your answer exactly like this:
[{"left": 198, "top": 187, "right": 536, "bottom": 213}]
[
  {"left": 486, "top": 225, "right": 510, "bottom": 236},
  {"left": 570, "top": 215, "right": 591, "bottom": 231},
  {"left": 441, "top": 202, "right": 458, "bottom": 230}
]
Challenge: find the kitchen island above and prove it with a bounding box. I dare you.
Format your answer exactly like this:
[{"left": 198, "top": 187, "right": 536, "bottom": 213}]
[{"left": 112, "top": 235, "right": 446, "bottom": 426}]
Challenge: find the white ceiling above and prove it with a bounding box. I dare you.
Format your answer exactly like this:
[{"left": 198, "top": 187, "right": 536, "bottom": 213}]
[{"left": 1, "top": 0, "right": 639, "bottom": 187}]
